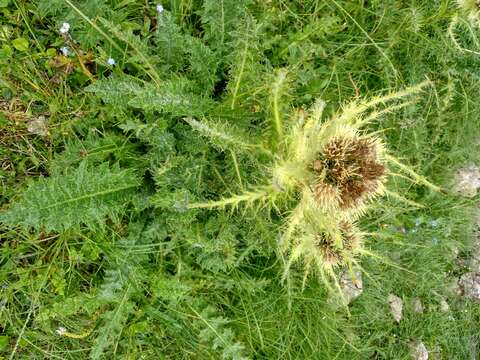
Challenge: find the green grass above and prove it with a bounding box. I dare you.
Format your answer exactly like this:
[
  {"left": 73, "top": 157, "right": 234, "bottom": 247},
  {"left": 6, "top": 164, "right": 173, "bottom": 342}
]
[{"left": 1, "top": 0, "right": 480, "bottom": 359}]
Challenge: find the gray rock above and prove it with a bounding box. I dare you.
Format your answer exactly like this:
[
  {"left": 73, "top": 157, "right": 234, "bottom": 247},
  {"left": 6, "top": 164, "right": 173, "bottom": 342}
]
[
  {"left": 27, "top": 115, "right": 48, "bottom": 136},
  {"left": 409, "top": 339, "right": 428, "bottom": 360},
  {"left": 453, "top": 165, "right": 480, "bottom": 197},
  {"left": 459, "top": 272, "right": 480, "bottom": 302},
  {"left": 388, "top": 294, "right": 403, "bottom": 323},
  {"left": 339, "top": 270, "right": 363, "bottom": 305},
  {"left": 412, "top": 298, "right": 424, "bottom": 314}
]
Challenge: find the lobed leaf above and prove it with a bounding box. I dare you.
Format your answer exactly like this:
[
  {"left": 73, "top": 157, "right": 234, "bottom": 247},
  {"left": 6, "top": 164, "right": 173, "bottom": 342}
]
[{"left": 1, "top": 162, "right": 140, "bottom": 231}]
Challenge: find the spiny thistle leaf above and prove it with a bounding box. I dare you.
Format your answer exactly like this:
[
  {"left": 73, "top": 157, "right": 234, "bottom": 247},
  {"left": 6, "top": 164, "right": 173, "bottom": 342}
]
[
  {"left": 195, "top": 306, "right": 248, "bottom": 360},
  {"left": 269, "top": 68, "right": 290, "bottom": 141},
  {"left": 86, "top": 75, "right": 213, "bottom": 116},
  {"left": 50, "top": 133, "right": 136, "bottom": 172},
  {"left": 1, "top": 162, "right": 140, "bottom": 231},
  {"left": 185, "top": 117, "right": 265, "bottom": 153},
  {"left": 200, "top": 0, "right": 252, "bottom": 52},
  {"left": 90, "top": 290, "right": 135, "bottom": 360},
  {"left": 187, "top": 185, "right": 278, "bottom": 211},
  {"left": 336, "top": 80, "right": 432, "bottom": 126},
  {"left": 154, "top": 10, "right": 188, "bottom": 70},
  {"left": 226, "top": 14, "right": 267, "bottom": 109}
]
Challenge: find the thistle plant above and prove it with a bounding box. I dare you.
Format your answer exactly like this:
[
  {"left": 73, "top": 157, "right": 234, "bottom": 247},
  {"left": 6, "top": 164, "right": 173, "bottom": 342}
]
[{"left": 188, "top": 78, "right": 437, "bottom": 286}]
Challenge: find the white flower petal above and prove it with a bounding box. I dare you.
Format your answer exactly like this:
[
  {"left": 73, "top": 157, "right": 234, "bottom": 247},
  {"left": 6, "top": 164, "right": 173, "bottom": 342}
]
[
  {"left": 60, "top": 47, "right": 69, "bottom": 56},
  {"left": 60, "top": 22, "right": 70, "bottom": 34}
]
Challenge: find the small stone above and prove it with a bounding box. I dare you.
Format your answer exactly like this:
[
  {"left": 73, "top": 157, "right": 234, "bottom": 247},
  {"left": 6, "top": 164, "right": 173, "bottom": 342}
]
[
  {"left": 447, "top": 278, "right": 462, "bottom": 296},
  {"left": 439, "top": 299, "right": 449, "bottom": 312},
  {"left": 458, "top": 272, "right": 480, "bottom": 302},
  {"left": 452, "top": 165, "right": 480, "bottom": 197},
  {"left": 27, "top": 115, "right": 48, "bottom": 136},
  {"left": 409, "top": 339, "right": 429, "bottom": 360},
  {"left": 388, "top": 294, "right": 403, "bottom": 323},
  {"left": 412, "top": 298, "right": 424, "bottom": 314},
  {"left": 339, "top": 270, "right": 363, "bottom": 304}
]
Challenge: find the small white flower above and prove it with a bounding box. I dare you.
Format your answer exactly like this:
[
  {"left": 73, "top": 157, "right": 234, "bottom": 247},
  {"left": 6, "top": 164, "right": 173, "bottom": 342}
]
[
  {"left": 60, "top": 47, "right": 69, "bottom": 56},
  {"left": 56, "top": 326, "right": 67, "bottom": 336},
  {"left": 59, "top": 22, "right": 70, "bottom": 34},
  {"left": 107, "top": 57, "right": 116, "bottom": 66},
  {"left": 156, "top": 4, "right": 164, "bottom": 13}
]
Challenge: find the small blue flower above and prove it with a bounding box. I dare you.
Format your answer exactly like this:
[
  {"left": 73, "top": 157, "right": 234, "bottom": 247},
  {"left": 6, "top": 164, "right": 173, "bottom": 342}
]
[
  {"left": 107, "top": 57, "right": 116, "bottom": 66},
  {"left": 430, "top": 219, "right": 439, "bottom": 228},
  {"left": 432, "top": 237, "right": 439, "bottom": 245},
  {"left": 156, "top": 4, "right": 164, "bottom": 13},
  {"left": 414, "top": 218, "right": 421, "bottom": 227}
]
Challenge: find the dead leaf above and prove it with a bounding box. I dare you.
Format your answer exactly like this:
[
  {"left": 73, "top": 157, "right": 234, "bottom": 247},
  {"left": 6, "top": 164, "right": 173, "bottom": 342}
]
[
  {"left": 388, "top": 294, "right": 403, "bottom": 323},
  {"left": 453, "top": 165, "right": 480, "bottom": 197},
  {"left": 409, "top": 339, "right": 429, "bottom": 360}
]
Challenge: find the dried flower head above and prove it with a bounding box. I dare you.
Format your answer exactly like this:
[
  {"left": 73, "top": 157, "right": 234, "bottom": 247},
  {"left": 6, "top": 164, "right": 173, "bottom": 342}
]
[
  {"left": 339, "top": 220, "right": 361, "bottom": 252},
  {"left": 311, "top": 135, "right": 385, "bottom": 210},
  {"left": 284, "top": 215, "right": 363, "bottom": 283},
  {"left": 313, "top": 231, "right": 344, "bottom": 267}
]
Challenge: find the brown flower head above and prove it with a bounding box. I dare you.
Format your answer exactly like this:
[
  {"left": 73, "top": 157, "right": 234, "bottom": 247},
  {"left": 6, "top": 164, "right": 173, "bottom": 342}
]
[
  {"left": 311, "top": 220, "right": 361, "bottom": 268},
  {"left": 311, "top": 135, "right": 385, "bottom": 210},
  {"left": 313, "top": 231, "right": 344, "bottom": 267},
  {"left": 339, "top": 220, "right": 361, "bottom": 252}
]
